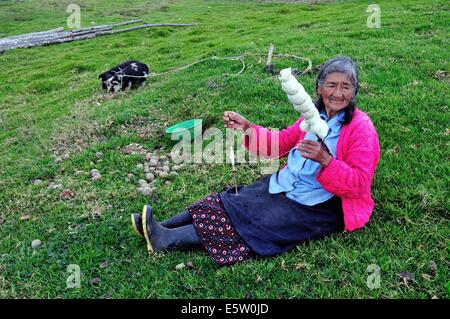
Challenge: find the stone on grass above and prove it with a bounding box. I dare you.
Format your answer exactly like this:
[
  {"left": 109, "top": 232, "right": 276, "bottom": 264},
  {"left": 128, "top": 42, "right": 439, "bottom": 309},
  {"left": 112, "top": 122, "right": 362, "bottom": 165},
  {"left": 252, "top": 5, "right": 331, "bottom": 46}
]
[
  {"left": 138, "top": 179, "right": 148, "bottom": 187},
  {"left": 31, "top": 239, "right": 41, "bottom": 249},
  {"left": 162, "top": 165, "right": 170, "bottom": 173},
  {"left": 91, "top": 173, "right": 102, "bottom": 181},
  {"left": 429, "top": 261, "right": 437, "bottom": 276},
  {"left": 398, "top": 272, "right": 415, "bottom": 285},
  {"left": 33, "top": 179, "right": 42, "bottom": 185},
  {"left": 60, "top": 189, "right": 75, "bottom": 201},
  {"left": 89, "top": 277, "right": 101, "bottom": 285},
  {"left": 136, "top": 164, "right": 144, "bottom": 170},
  {"left": 159, "top": 172, "right": 169, "bottom": 178},
  {"left": 175, "top": 263, "right": 185, "bottom": 270},
  {"left": 95, "top": 151, "right": 104, "bottom": 158},
  {"left": 145, "top": 173, "right": 155, "bottom": 182},
  {"left": 139, "top": 186, "right": 152, "bottom": 196},
  {"left": 48, "top": 182, "right": 63, "bottom": 190}
]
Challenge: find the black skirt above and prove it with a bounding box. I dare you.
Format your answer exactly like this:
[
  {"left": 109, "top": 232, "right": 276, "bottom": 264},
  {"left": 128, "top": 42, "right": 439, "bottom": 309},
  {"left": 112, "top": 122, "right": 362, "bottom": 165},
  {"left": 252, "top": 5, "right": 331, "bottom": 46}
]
[{"left": 219, "top": 175, "right": 344, "bottom": 256}]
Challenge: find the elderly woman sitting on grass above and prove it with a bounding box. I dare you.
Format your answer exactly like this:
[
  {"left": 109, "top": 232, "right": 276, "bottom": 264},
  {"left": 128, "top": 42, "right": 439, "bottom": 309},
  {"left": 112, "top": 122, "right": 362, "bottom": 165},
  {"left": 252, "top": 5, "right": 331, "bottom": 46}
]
[{"left": 131, "top": 56, "right": 380, "bottom": 266}]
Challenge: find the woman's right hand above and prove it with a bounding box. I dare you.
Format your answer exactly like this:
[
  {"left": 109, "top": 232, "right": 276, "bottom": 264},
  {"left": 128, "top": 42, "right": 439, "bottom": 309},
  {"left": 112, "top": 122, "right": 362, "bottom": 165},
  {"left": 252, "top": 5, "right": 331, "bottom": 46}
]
[{"left": 223, "top": 111, "right": 252, "bottom": 131}]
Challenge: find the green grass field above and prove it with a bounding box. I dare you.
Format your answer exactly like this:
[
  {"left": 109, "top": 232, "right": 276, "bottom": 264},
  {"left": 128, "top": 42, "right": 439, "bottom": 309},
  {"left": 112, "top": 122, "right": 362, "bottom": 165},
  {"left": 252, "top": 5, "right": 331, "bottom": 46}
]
[{"left": 0, "top": 0, "right": 448, "bottom": 298}]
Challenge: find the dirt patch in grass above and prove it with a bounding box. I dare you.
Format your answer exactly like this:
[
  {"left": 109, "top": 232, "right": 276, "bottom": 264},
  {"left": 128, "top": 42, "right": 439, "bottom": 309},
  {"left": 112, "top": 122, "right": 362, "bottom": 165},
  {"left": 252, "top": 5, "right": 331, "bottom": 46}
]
[
  {"left": 50, "top": 93, "right": 114, "bottom": 159},
  {"left": 113, "top": 114, "right": 169, "bottom": 141}
]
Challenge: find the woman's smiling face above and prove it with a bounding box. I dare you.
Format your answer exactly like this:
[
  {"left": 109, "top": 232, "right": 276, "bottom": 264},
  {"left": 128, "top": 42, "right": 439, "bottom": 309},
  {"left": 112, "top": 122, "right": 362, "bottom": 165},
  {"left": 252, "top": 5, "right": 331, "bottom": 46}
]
[{"left": 317, "top": 72, "right": 355, "bottom": 118}]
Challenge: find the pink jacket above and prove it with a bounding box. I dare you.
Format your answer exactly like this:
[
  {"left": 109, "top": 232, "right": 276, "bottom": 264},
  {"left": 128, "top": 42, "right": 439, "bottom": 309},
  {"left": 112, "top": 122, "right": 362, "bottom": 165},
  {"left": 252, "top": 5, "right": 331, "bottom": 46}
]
[{"left": 244, "top": 108, "right": 380, "bottom": 232}]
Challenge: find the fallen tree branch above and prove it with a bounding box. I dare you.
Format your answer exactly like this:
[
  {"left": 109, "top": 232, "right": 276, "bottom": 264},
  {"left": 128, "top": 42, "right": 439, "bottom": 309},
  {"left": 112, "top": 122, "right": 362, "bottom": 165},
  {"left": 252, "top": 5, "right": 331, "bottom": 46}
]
[
  {"left": 0, "top": 21, "right": 196, "bottom": 52},
  {"left": 97, "top": 23, "right": 195, "bottom": 36}
]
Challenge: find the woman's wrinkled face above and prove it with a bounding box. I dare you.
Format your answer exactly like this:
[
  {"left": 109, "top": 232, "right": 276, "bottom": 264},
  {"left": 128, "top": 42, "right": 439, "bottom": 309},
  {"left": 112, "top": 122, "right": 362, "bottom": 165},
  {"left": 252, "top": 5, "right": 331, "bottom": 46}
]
[{"left": 317, "top": 72, "right": 355, "bottom": 118}]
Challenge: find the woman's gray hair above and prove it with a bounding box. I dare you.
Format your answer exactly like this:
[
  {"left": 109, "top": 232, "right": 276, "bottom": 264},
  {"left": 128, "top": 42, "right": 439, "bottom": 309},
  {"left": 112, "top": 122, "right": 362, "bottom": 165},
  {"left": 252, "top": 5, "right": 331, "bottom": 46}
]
[{"left": 315, "top": 56, "right": 359, "bottom": 96}]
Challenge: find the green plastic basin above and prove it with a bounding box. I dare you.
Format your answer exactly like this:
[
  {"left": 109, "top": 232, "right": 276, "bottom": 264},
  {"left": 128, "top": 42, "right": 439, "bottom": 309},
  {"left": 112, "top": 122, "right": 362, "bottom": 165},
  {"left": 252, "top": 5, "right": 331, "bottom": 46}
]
[{"left": 165, "top": 119, "right": 202, "bottom": 142}]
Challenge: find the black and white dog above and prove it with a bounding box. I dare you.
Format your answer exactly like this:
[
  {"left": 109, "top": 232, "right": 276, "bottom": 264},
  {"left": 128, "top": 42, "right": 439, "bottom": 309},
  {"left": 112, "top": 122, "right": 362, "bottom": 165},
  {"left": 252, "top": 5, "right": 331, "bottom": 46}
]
[{"left": 99, "top": 60, "right": 149, "bottom": 93}]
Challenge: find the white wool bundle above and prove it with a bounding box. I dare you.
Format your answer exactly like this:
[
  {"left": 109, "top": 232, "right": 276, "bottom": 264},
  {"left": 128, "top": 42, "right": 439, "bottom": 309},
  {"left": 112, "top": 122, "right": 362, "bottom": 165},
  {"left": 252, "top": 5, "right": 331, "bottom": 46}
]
[{"left": 279, "top": 68, "right": 329, "bottom": 139}]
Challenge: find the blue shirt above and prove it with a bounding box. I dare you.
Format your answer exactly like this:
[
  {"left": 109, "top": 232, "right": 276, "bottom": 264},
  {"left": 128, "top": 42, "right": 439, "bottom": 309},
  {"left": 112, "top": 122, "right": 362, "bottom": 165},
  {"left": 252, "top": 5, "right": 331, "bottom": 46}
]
[{"left": 269, "top": 110, "right": 345, "bottom": 206}]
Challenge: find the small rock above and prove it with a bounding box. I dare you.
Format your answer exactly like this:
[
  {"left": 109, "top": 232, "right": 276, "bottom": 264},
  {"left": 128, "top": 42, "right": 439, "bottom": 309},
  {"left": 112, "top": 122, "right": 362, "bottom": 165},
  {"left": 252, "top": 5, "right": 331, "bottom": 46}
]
[
  {"left": 54, "top": 157, "right": 63, "bottom": 164},
  {"left": 160, "top": 155, "right": 168, "bottom": 161},
  {"left": 60, "top": 189, "right": 75, "bottom": 201},
  {"left": 95, "top": 151, "right": 104, "bottom": 158},
  {"left": 149, "top": 159, "right": 158, "bottom": 167},
  {"left": 429, "top": 261, "right": 437, "bottom": 276},
  {"left": 159, "top": 172, "right": 169, "bottom": 178},
  {"left": 145, "top": 173, "right": 155, "bottom": 182},
  {"left": 62, "top": 153, "right": 70, "bottom": 160},
  {"left": 162, "top": 165, "right": 170, "bottom": 173},
  {"left": 175, "top": 263, "right": 185, "bottom": 270},
  {"left": 33, "top": 179, "right": 42, "bottom": 185},
  {"left": 20, "top": 215, "right": 31, "bottom": 221},
  {"left": 90, "top": 169, "right": 100, "bottom": 175},
  {"left": 136, "top": 164, "right": 144, "bottom": 170},
  {"left": 139, "top": 187, "right": 152, "bottom": 196},
  {"left": 100, "top": 261, "right": 109, "bottom": 269},
  {"left": 165, "top": 181, "right": 172, "bottom": 186},
  {"left": 48, "top": 182, "right": 63, "bottom": 190},
  {"left": 89, "top": 277, "right": 101, "bottom": 285},
  {"left": 127, "top": 173, "right": 135, "bottom": 179},
  {"left": 31, "top": 239, "right": 42, "bottom": 249},
  {"left": 398, "top": 272, "right": 415, "bottom": 285},
  {"left": 186, "top": 261, "right": 194, "bottom": 269},
  {"left": 138, "top": 179, "right": 148, "bottom": 186},
  {"left": 172, "top": 165, "right": 179, "bottom": 171},
  {"left": 91, "top": 173, "right": 102, "bottom": 181}
]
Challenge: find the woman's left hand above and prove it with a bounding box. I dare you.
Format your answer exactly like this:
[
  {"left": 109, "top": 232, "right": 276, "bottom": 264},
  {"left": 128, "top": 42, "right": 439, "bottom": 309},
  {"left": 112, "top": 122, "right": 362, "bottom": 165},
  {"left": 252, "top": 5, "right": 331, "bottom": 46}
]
[{"left": 296, "top": 139, "right": 332, "bottom": 167}]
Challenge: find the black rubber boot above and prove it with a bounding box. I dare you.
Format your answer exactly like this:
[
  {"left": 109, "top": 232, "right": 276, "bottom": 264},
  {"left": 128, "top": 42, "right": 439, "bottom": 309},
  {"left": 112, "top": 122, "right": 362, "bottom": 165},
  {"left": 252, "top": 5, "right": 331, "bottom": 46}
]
[
  {"left": 142, "top": 205, "right": 202, "bottom": 253},
  {"left": 131, "top": 213, "right": 144, "bottom": 238},
  {"left": 160, "top": 210, "right": 192, "bottom": 228}
]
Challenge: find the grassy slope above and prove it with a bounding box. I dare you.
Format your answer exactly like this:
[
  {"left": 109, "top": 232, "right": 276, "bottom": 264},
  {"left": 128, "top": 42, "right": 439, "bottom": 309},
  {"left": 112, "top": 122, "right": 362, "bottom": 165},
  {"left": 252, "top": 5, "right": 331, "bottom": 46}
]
[{"left": 0, "top": 0, "right": 448, "bottom": 298}]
